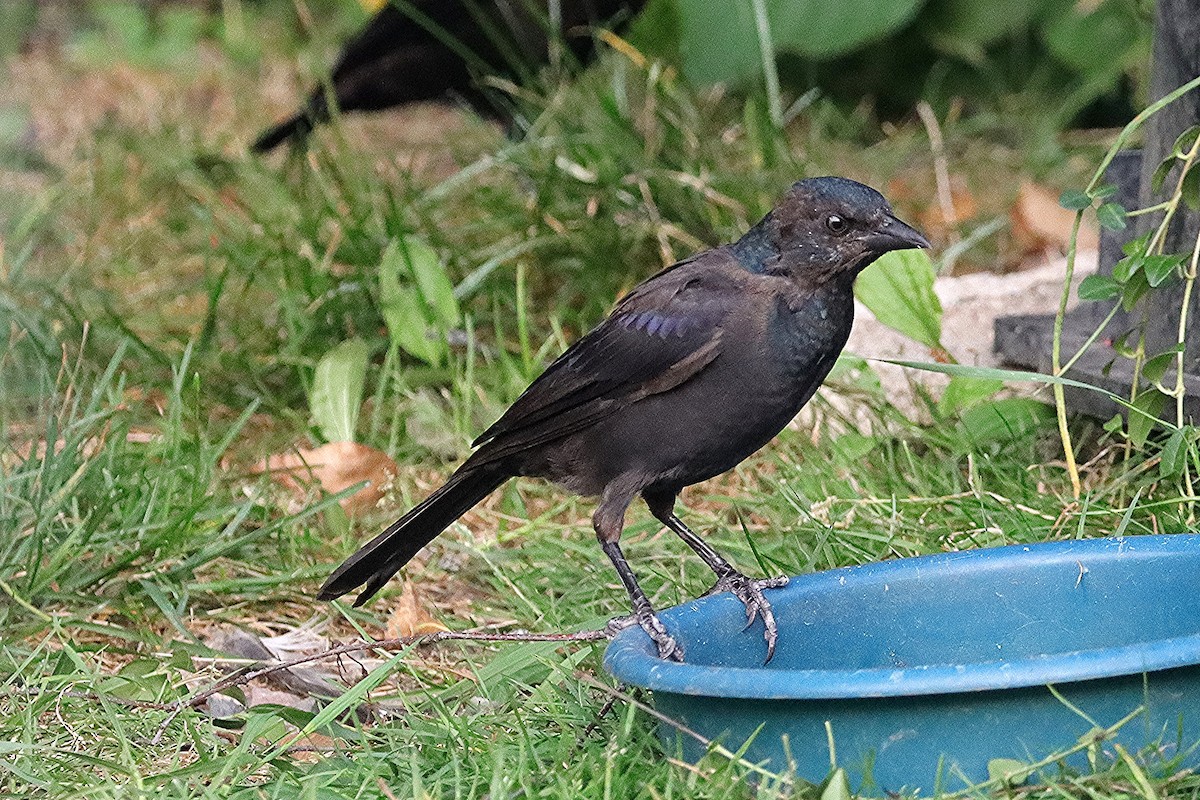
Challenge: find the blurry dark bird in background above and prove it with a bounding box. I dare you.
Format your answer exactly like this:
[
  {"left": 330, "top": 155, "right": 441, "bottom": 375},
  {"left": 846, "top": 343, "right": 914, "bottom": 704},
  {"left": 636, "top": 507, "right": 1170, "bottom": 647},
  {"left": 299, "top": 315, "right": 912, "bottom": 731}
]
[
  {"left": 252, "top": 0, "right": 644, "bottom": 153},
  {"left": 318, "top": 177, "right": 930, "bottom": 662}
]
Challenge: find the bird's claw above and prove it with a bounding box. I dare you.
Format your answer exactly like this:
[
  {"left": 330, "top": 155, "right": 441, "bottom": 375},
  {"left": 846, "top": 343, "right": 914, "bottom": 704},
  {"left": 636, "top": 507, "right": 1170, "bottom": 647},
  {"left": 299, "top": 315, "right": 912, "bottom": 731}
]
[
  {"left": 604, "top": 614, "right": 638, "bottom": 635},
  {"left": 605, "top": 611, "right": 683, "bottom": 661},
  {"left": 706, "top": 572, "right": 788, "bottom": 662},
  {"left": 647, "top": 621, "right": 683, "bottom": 662}
]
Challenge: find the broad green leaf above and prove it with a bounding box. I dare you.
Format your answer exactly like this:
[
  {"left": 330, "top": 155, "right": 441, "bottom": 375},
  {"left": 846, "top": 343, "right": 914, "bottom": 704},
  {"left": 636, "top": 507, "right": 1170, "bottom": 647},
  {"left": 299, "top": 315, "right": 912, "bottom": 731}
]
[
  {"left": 310, "top": 338, "right": 370, "bottom": 443},
  {"left": 1078, "top": 274, "right": 1121, "bottom": 301},
  {"left": 1160, "top": 427, "right": 1189, "bottom": 479},
  {"left": 1143, "top": 254, "right": 1184, "bottom": 287},
  {"left": 623, "top": 0, "right": 683, "bottom": 63},
  {"left": 830, "top": 354, "right": 885, "bottom": 395},
  {"left": 1109, "top": 334, "right": 1133, "bottom": 360},
  {"left": 1121, "top": 230, "right": 1152, "bottom": 257},
  {"left": 117, "top": 658, "right": 160, "bottom": 679},
  {"left": 674, "top": 0, "right": 757, "bottom": 84},
  {"left": 1152, "top": 155, "right": 1175, "bottom": 193},
  {"left": 855, "top": 248, "right": 943, "bottom": 350},
  {"left": 1172, "top": 125, "right": 1200, "bottom": 158},
  {"left": 772, "top": 0, "right": 923, "bottom": 57},
  {"left": 938, "top": 375, "right": 1004, "bottom": 415},
  {"left": 1120, "top": 271, "right": 1151, "bottom": 311},
  {"left": 1128, "top": 389, "right": 1166, "bottom": 448},
  {"left": 1111, "top": 254, "right": 1141, "bottom": 282},
  {"left": 1183, "top": 165, "right": 1200, "bottom": 211},
  {"left": 1142, "top": 345, "right": 1184, "bottom": 384},
  {"left": 1043, "top": 0, "right": 1146, "bottom": 77},
  {"left": 242, "top": 709, "right": 288, "bottom": 745},
  {"left": 381, "top": 283, "right": 442, "bottom": 365},
  {"left": 676, "top": 0, "right": 923, "bottom": 83},
  {"left": 958, "top": 398, "right": 1055, "bottom": 443},
  {"left": 926, "top": 0, "right": 1044, "bottom": 64},
  {"left": 1096, "top": 202, "right": 1127, "bottom": 231},
  {"left": 439, "top": 640, "right": 572, "bottom": 704},
  {"left": 399, "top": 236, "right": 460, "bottom": 327},
  {"left": 111, "top": 658, "right": 169, "bottom": 700},
  {"left": 323, "top": 500, "right": 351, "bottom": 539},
  {"left": 253, "top": 704, "right": 317, "bottom": 731},
  {"left": 379, "top": 238, "right": 456, "bottom": 365},
  {"left": 1058, "top": 189, "right": 1091, "bottom": 211}
]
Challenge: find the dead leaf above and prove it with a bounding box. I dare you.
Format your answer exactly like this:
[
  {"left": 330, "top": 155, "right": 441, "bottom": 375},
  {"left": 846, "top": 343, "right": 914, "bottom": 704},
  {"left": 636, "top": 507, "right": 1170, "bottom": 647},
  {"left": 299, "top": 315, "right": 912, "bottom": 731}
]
[
  {"left": 248, "top": 441, "right": 397, "bottom": 514},
  {"left": 203, "top": 694, "right": 244, "bottom": 719},
  {"left": 1011, "top": 181, "right": 1099, "bottom": 263},
  {"left": 245, "top": 685, "right": 316, "bottom": 712},
  {"left": 386, "top": 581, "right": 448, "bottom": 639}
]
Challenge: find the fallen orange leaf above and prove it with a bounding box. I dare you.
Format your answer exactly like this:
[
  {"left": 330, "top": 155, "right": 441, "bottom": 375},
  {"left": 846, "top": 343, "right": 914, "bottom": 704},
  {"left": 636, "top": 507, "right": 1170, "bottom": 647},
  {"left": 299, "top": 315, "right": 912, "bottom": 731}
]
[
  {"left": 250, "top": 441, "right": 398, "bottom": 514},
  {"left": 386, "top": 581, "right": 448, "bottom": 639}
]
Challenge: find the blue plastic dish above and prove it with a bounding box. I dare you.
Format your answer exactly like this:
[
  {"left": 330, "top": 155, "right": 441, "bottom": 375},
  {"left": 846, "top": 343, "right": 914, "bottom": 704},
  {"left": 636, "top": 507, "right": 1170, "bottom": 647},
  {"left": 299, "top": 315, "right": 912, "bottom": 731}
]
[{"left": 604, "top": 535, "right": 1200, "bottom": 793}]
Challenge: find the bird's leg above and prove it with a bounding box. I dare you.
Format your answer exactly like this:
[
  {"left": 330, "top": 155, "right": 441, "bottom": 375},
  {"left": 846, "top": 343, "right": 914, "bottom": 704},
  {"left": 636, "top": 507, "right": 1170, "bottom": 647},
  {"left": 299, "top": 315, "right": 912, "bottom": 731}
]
[
  {"left": 645, "top": 493, "right": 787, "bottom": 662},
  {"left": 594, "top": 494, "right": 681, "bottom": 661},
  {"left": 598, "top": 540, "right": 681, "bottom": 661},
  {"left": 669, "top": 515, "right": 788, "bottom": 662}
]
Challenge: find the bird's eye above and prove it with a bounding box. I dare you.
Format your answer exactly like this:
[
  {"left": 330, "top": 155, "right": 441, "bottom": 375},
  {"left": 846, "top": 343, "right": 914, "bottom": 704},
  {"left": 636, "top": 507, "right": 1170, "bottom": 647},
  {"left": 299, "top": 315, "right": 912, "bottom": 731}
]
[{"left": 826, "top": 214, "right": 848, "bottom": 234}]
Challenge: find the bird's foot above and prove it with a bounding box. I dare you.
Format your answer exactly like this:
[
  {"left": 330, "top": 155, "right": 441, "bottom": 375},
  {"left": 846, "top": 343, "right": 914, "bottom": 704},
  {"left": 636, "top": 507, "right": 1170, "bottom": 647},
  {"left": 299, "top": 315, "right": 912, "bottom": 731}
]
[
  {"left": 705, "top": 572, "right": 789, "bottom": 662},
  {"left": 604, "top": 614, "right": 637, "bottom": 635},
  {"left": 606, "top": 611, "right": 682, "bottom": 662}
]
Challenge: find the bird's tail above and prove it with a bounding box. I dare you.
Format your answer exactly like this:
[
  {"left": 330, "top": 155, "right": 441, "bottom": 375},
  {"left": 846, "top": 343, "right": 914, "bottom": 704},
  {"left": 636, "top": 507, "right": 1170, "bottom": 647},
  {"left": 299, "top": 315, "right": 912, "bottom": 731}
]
[
  {"left": 250, "top": 112, "right": 317, "bottom": 154},
  {"left": 317, "top": 464, "right": 507, "bottom": 606}
]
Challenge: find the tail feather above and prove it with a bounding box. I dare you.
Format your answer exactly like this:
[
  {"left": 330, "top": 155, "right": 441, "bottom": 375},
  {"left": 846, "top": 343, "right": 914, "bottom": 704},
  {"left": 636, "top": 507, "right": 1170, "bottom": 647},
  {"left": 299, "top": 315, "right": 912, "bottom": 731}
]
[
  {"left": 251, "top": 111, "right": 318, "bottom": 154},
  {"left": 318, "top": 465, "right": 507, "bottom": 606}
]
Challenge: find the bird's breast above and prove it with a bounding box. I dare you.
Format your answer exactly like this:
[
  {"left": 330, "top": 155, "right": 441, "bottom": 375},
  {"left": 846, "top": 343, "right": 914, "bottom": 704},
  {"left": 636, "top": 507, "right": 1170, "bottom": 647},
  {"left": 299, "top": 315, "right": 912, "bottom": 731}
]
[
  {"left": 643, "top": 286, "right": 854, "bottom": 483},
  {"left": 762, "top": 286, "right": 855, "bottom": 392}
]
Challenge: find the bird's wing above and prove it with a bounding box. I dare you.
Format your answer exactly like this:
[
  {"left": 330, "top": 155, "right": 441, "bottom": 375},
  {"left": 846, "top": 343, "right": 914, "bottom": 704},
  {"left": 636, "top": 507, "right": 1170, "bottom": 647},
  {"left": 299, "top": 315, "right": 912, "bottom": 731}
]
[{"left": 468, "top": 252, "right": 740, "bottom": 463}]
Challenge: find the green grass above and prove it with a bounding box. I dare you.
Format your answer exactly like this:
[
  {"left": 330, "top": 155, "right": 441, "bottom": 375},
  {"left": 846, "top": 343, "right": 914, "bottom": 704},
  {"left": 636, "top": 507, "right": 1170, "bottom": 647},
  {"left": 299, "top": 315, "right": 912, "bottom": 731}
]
[{"left": 1, "top": 4, "right": 1197, "bottom": 798}]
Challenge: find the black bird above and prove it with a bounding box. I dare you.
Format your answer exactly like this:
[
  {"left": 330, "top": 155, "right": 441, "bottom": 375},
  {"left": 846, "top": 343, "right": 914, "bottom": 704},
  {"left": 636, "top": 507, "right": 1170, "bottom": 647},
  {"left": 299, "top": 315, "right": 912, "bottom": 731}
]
[
  {"left": 252, "top": 0, "right": 643, "bottom": 153},
  {"left": 319, "top": 177, "right": 929, "bottom": 660}
]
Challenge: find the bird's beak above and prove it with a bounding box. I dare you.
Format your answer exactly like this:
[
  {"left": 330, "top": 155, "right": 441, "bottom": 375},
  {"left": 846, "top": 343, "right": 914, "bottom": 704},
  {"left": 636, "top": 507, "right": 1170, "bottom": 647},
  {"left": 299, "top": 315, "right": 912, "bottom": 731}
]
[{"left": 864, "top": 215, "right": 931, "bottom": 254}]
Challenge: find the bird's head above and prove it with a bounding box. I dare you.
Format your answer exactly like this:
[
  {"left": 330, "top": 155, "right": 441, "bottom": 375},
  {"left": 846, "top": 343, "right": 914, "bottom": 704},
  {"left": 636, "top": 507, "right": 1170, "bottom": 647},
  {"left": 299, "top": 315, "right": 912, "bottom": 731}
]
[{"left": 733, "top": 176, "right": 929, "bottom": 281}]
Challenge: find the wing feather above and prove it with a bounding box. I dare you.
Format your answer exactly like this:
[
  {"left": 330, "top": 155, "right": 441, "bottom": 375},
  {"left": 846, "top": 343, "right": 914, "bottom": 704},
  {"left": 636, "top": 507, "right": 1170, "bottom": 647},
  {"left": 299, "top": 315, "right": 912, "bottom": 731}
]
[{"left": 468, "top": 251, "right": 741, "bottom": 463}]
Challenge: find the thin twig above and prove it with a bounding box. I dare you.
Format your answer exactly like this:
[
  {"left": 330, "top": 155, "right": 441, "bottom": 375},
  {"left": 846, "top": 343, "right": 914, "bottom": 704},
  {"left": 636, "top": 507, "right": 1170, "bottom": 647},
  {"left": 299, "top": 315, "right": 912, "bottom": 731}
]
[
  {"left": 151, "top": 628, "right": 607, "bottom": 744},
  {"left": 579, "top": 684, "right": 624, "bottom": 741},
  {"left": 916, "top": 101, "right": 958, "bottom": 245}
]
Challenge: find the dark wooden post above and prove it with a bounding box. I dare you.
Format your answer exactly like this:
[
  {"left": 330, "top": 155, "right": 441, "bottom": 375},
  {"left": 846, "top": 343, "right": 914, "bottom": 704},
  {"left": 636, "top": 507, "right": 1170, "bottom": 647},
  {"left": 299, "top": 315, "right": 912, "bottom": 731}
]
[
  {"left": 994, "top": 0, "right": 1200, "bottom": 418},
  {"left": 1137, "top": 0, "right": 1200, "bottom": 365}
]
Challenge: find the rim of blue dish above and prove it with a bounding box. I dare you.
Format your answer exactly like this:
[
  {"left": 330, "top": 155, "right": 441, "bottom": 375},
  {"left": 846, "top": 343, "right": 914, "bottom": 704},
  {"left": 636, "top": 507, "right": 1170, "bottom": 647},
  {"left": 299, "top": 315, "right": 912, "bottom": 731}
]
[{"left": 603, "top": 535, "right": 1200, "bottom": 700}]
